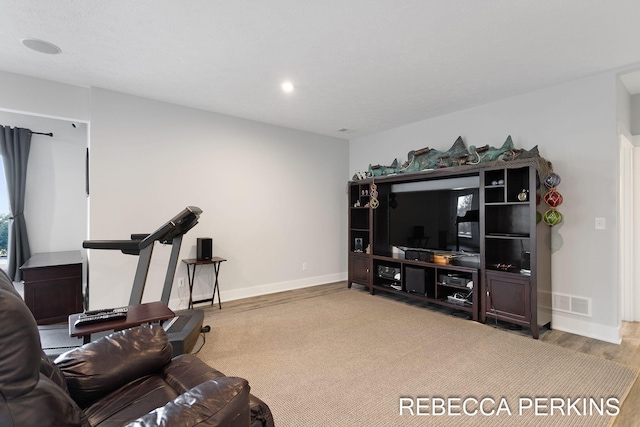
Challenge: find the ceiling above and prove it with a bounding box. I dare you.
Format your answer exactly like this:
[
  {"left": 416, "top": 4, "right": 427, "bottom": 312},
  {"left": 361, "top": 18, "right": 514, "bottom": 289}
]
[{"left": 2, "top": 1, "right": 640, "bottom": 138}]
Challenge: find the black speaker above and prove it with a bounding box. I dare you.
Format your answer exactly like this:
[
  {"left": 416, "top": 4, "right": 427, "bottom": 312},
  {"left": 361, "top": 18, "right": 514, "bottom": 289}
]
[
  {"left": 405, "top": 266, "right": 426, "bottom": 296},
  {"left": 197, "top": 238, "right": 212, "bottom": 261}
]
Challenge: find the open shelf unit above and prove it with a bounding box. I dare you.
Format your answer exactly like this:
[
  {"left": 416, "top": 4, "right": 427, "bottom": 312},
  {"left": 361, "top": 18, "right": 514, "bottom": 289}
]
[
  {"left": 371, "top": 256, "right": 479, "bottom": 320},
  {"left": 480, "top": 164, "right": 551, "bottom": 338},
  {"left": 348, "top": 183, "right": 373, "bottom": 288}
]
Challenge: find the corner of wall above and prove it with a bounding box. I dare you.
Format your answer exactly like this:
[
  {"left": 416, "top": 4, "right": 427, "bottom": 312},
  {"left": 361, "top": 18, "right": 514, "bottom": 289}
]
[{"left": 552, "top": 312, "right": 621, "bottom": 345}]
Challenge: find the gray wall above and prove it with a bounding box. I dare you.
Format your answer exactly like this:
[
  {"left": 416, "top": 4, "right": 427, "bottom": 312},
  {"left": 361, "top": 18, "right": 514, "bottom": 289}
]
[
  {"left": 87, "top": 89, "right": 349, "bottom": 308},
  {"left": 349, "top": 70, "right": 620, "bottom": 343},
  {"left": 0, "top": 71, "right": 349, "bottom": 310}
]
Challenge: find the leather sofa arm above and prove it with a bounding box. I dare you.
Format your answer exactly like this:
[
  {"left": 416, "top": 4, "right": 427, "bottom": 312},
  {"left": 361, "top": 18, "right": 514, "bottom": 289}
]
[
  {"left": 161, "top": 355, "right": 275, "bottom": 427},
  {"left": 162, "top": 354, "right": 226, "bottom": 392},
  {"left": 124, "top": 377, "right": 251, "bottom": 427},
  {"left": 55, "top": 325, "right": 173, "bottom": 407}
]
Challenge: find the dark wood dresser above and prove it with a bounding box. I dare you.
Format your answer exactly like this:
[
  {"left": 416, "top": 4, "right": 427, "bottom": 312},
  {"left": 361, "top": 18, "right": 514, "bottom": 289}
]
[{"left": 20, "top": 250, "right": 83, "bottom": 325}]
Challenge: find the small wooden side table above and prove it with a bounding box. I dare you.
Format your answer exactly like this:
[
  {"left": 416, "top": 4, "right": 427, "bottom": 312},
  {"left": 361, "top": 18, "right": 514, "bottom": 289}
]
[
  {"left": 69, "top": 301, "right": 175, "bottom": 344},
  {"left": 182, "top": 257, "right": 226, "bottom": 310}
]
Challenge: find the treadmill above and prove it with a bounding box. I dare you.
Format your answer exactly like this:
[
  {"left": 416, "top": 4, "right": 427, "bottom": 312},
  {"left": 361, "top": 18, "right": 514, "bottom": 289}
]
[{"left": 82, "top": 206, "right": 206, "bottom": 356}]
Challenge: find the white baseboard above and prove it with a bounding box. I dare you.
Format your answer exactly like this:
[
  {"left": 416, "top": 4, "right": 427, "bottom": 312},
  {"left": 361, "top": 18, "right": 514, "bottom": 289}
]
[
  {"left": 551, "top": 311, "right": 621, "bottom": 344},
  {"left": 169, "top": 272, "right": 348, "bottom": 311}
]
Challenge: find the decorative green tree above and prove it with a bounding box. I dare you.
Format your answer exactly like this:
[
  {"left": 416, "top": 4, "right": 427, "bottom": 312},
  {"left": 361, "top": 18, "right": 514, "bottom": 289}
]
[{"left": 0, "top": 213, "right": 9, "bottom": 257}]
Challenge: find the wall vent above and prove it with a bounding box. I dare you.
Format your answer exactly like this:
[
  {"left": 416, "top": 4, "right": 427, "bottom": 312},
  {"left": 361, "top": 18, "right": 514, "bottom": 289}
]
[{"left": 552, "top": 292, "right": 592, "bottom": 317}]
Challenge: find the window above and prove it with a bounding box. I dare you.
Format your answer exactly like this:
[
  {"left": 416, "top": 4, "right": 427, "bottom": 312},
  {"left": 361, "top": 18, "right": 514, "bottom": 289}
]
[{"left": 457, "top": 193, "right": 473, "bottom": 238}]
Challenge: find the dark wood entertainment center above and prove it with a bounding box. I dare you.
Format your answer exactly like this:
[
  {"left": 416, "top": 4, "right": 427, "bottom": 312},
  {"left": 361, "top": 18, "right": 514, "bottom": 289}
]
[{"left": 348, "top": 159, "right": 551, "bottom": 338}]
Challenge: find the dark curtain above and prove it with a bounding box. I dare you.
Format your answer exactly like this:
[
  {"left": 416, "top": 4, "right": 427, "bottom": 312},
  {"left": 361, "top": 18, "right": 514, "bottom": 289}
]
[{"left": 0, "top": 126, "right": 31, "bottom": 281}]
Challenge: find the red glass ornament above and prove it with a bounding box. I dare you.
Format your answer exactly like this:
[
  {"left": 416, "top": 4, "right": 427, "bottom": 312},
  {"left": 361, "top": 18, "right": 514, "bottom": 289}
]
[{"left": 543, "top": 190, "right": 563, "bottom": 208}]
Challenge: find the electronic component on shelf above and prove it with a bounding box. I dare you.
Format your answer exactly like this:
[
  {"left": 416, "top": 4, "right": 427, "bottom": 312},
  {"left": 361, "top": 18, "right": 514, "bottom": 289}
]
[
  {"left": 439, "top": 273, "right": 471, "bottom": 287},
  {"left": 405, "top": 249, "right": 433, "bottom": 262},
  {"left": 447, "top": 290, "right": 472, "bottom": 305},
  {"left": 377, "top": 265, "right": 400, "bottom": 280},
  {"left": 74, "top": 311, "right": 127, "bottom": 327}
]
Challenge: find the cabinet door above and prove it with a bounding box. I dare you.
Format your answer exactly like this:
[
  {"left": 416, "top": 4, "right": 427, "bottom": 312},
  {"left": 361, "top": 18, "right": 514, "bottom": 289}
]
[
  {"left": 485, "top": 271, "right": 531, "bottom": 325},
  {"left": 23, "top": 264, "right": 83, "bottom": 325},
  {"left": 349, "top": 255, "right": 370, "bottom": 286}
]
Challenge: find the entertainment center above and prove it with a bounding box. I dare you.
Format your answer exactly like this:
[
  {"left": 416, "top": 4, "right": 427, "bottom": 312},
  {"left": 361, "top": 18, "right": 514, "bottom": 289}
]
[{"left": 348, "top": 159, "right": 552, "bottom": 338}]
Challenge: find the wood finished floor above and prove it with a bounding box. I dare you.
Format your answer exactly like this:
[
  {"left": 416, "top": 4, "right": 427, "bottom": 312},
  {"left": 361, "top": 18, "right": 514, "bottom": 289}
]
[{"left": 199, "top": 281, "right": 640, "bottom": 426}]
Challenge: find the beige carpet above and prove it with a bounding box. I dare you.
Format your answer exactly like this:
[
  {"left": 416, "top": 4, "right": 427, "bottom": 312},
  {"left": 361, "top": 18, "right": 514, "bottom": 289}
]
[{"left": 197, "top": 287, "right": 637, "bottom": 426}]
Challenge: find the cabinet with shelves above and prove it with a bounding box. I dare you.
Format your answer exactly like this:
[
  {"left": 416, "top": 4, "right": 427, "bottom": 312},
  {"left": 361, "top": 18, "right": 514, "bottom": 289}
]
[
  {"left": 348, "top": 183, "right": 373, "bottom": 289},
  {"left": 346, "top": 159, "right": 551, "bottom": 337},
  {"left": 480, "top": 164, "right": 551, "bottom": 338}
]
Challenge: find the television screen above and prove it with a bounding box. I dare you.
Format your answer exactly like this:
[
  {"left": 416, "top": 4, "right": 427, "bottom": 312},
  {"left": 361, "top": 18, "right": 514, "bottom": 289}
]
[{"left": 385, "top": 176, "right": 480, "bottom": 254}]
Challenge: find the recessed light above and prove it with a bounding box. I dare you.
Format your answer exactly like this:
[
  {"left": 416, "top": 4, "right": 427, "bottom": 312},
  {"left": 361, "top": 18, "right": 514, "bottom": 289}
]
[
  {"left": 21, "top": 38, "right": 61, "bottom": 55},
  {"left": 281, "top": 81, "right": 294, "bottom": 93}
]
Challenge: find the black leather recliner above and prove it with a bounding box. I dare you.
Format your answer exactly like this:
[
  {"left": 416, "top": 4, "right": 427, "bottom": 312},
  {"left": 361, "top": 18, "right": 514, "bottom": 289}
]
[{"left": 0, "top": 269, "right": 274, "bottom": 427}]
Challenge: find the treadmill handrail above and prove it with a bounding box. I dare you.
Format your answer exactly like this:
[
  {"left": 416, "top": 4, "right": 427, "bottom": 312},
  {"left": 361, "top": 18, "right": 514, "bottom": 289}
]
[
  {"left": 82, "top": 239, "right": 142, "bottom": 255},
  {"left": 143, "top": 205, "right": 202, "bottom": 244},
  {"left": 83, "top": 206, "right": 203, "bottom": 255},
  {"left": 82, "top": 240, "right": 141, "bottom": 250}
]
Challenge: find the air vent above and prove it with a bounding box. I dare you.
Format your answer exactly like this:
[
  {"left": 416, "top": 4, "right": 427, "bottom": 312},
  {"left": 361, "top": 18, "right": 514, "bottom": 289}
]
[
  {"left": 553, "top": 294, "right": 571, "bottom": 312},
  {"left": 552, "top": 293, "right": 592, "bottom": 317}
]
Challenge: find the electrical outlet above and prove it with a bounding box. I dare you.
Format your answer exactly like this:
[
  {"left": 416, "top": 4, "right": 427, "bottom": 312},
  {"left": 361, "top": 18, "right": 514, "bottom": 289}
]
[
  {"left": 302, "top": 262, "right": 308, "bottom": 271},
  {"left": 178, "top": 277, "right": 185, "bottom": 288}
]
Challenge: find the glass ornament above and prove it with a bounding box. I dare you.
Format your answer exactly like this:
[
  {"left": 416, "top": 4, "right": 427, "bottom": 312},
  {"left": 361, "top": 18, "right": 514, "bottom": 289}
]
[
  {"left": 543, "top": 190, "right": 563, "bottom": 208},
  {"left": 517, "top": 189, "right": 528, "bottom": 202},
  {"left": 369, "top": 183, "right": 379, "bottom": 209},
  {"left": 543, "top": 209, "right": 563, "bottom": 226},
  {"left": 544, "top": 172, "right": 561, "bottom": 189}
]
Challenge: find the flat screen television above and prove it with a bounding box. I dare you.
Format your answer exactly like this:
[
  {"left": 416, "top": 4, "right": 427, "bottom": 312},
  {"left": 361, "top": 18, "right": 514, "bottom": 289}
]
[{"left": 374, "top": 175, "right": 480, "bottom": 256}]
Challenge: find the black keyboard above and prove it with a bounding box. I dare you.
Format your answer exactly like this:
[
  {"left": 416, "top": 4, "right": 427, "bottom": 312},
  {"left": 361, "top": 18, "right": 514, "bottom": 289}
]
[{"left": 74, "top": 311, "right": 127, "bottom": 327}]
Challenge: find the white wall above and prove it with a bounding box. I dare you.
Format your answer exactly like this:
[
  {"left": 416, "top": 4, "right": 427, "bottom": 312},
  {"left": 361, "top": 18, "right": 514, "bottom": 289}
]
[
  {"left": 0, "top": 111, "right": 88, "bottom": 254},
  {"left": 0, "top": 71, "right": 349, "bottom": 311},
  {"left": 350, "top": 71, "right": 620, "bottom": 343},
  {"left": 88, "top": 88, "right": 348, "bottom": 309},
  {"left": 0, "top": 70, "right": 89, "bottom": 122}
]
